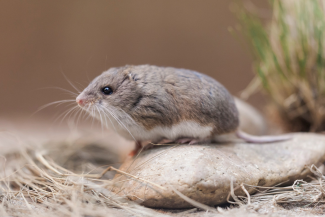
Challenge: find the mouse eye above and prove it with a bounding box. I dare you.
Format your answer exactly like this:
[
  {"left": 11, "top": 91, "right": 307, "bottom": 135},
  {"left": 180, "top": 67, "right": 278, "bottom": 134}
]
[{"left": 102, "top": 86, "right": 113, "bottom": 95}]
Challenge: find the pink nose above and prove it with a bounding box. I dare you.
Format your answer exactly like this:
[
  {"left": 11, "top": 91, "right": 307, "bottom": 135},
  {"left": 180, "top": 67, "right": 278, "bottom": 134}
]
[{"left": 76, "top": 97, "right": 86, "bottom": 107}]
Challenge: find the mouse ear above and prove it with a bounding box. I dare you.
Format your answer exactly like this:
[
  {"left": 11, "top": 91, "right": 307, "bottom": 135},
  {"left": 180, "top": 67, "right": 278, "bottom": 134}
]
[
  {"left": 121, "top": 69, "right": 138, "bottom": 82},
  {"left": 120, "top": 66, "right": 140, "bottom": 82},
  {"left": 127, "top": 72, "right": 133, "bottom": 81},
  {"left": 120, "top": 67, "right": 131, "bottom": 78}
]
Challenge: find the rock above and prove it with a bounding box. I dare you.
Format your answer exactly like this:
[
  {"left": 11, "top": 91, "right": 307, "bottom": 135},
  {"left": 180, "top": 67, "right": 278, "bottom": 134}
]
[
  {"left": 113, "top": 133, "right": 325, "bottom": 208},
  {"left": 234, "top": 97, "right": 267, "bottom": 136}
]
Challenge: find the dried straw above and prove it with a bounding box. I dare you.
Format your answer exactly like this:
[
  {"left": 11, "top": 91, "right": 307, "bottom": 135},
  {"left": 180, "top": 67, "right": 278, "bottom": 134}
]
[
  {"left": 1, "top": 134, "right": 325, "bottom": 216},
  {"left": 0, "top": 141, "right": 171, "bottom": 216},
  {"left": 228, "top": 164, "right": 325, "bottom": 209}
]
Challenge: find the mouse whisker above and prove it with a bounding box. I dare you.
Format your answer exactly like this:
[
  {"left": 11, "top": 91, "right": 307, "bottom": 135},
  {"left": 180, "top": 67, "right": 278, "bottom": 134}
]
[
  {"left": 83, "top": 105, "right": 93, "bottom": 124},
  {"left": 107, "top": 106, "right": 134, "bottom": 126},
  {"left": 63, "top": 106, "right": 81, "bottom": 124},
  {"left": 98, "top": 106, "right": 117, "bottom": 132},
  {"left": 60, "top": 68, "right": 82, "bottom": 93},
  {"left": 37, "top": 87, "right": 79, "bottom": 97},
  {"left": 100, "top": 106, "right": 123, "bottom": 127},
  {"left": 119, "top": 109, "right": 139, "bottom": 127},
  {"left": 32, "top": 99, "right": 76, "bottom": 116},
  {"left": 55, "top": 105, "right": 79, "bottom": 124},
  {"left": 96, "top": 107, "right": 108, "bottom": 129},
  {"left": 68, "top": 107, "right": 79, "bottom": 124},
  {"left": 76, "top": 106, "right": 89, "bottom": 126},
  {"left": 81, "top": 105, "right": 95, "bottom": 127},
  {"left": 99, "top": 107, "right": 109, "bottom": 133},
  {"left": 90, "top": 106, "right": 96, "bottom": 128},
  {"left": 93, "top": 106, "right": 102, "bottom": 130},
  {"left": 95, "top": 106, "right": 105, "bottom": 133},
  {"left": 100, "top": 106, "right": 137, "bottom": 142},
  {"left": 73, "top": 106, "right": 85, "bottom": 126}
]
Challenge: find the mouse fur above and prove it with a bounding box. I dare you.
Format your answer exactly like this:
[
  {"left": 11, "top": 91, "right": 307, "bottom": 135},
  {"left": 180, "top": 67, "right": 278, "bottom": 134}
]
[{"left": 76, "top": 65, "right": 239, "bottom": 143}]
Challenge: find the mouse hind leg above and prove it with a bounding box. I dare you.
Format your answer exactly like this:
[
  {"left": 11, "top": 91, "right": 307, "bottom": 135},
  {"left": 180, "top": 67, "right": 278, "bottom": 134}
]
[
  {"left": 128, "top": 141, "right": 158, "bottom": 157},
  {"left": 128, "top": 141, "right": 143, "bottom": 156}
]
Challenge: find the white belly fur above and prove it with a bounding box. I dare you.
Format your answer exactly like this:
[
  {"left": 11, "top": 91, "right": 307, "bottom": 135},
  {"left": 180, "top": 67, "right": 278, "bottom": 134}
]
[
  {"left": 119, "top": 120, "right": 213, "bottom": 142},
  {"left": 90, "top": 106, "right": 213, "bottom": 142}
]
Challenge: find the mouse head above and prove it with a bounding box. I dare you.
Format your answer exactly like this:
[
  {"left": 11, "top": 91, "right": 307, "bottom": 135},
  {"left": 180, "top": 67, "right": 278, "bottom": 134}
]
[{"left": 76, "top": 66, "right": 140, "bottom": 118}]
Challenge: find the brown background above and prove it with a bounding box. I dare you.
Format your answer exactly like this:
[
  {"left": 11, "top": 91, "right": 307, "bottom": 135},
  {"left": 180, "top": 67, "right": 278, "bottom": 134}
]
[{"left": 1, "top": 0, "right": 268, "bottom": 118}]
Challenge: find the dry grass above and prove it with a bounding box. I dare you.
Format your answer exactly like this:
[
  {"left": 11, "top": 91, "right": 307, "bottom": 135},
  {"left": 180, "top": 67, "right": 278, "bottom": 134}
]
[
  {"left": 1, "top": 132, "right": 325, "bottom": 216},
  {"left": 0, "top": 131, "right": 223, "bottom": 217},
  {"left": 231, "top": 165, "right": 325, "bottom": 206},
  {"left": 223, "top": 164, "right": 325, "bottom": 216},
  {"left": 0, "top": 136, "right": 170, "bottom": 217}
]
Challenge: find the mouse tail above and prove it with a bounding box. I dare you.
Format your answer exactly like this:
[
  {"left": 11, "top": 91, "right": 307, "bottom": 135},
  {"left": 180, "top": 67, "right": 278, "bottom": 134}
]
[{"left": 235, "top": 130, "right": 292, "bottom": 143}]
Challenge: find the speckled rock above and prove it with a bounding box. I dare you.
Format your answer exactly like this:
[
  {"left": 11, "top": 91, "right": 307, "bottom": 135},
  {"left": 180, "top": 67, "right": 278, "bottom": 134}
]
[{"left": 114, "top": 133, "right": 325, "bottom": 208}]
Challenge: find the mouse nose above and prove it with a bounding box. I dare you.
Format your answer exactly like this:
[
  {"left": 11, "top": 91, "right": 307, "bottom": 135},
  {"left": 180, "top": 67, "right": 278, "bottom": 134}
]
[{"left": 76, "top": 96, "right": 86, "bottom": 107}]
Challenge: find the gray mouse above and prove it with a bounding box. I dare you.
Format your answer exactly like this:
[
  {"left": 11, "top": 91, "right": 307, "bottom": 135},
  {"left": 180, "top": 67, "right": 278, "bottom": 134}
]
[{"left": 76, "top": 65, "right": 291, "bottom": 155}]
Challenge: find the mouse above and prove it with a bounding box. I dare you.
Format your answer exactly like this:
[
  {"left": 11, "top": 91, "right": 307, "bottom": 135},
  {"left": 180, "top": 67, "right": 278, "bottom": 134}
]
[{"left": 76, "top": 65, "right": 291, "bottom": 155}]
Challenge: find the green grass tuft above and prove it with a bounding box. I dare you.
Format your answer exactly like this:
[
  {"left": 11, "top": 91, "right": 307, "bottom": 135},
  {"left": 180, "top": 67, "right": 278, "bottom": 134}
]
[{"left": 236, "top": 0, "right": 325, "bottom": 132}]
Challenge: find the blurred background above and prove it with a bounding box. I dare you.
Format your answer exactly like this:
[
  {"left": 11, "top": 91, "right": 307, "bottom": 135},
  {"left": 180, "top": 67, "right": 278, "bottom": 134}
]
[
  {"left": 1, "top": 0, "right": 268, "bottom": 117},
  {"left": 0, "top": 0, "right": 276, "bottom": 164},
  {"left": 1, "top": 0, "right": 270, "bottom": 156}
]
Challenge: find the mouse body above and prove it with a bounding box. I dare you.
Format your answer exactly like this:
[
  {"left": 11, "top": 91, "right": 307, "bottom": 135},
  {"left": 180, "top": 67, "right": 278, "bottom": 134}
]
[{"left": 76, "top": 65, "right": 291, "bottom": 153}]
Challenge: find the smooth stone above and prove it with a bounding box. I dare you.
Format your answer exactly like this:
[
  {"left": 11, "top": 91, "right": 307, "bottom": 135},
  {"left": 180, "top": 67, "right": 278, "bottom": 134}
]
[{"left": 114, "top": 133, "right": 325, "bottom": 208}]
